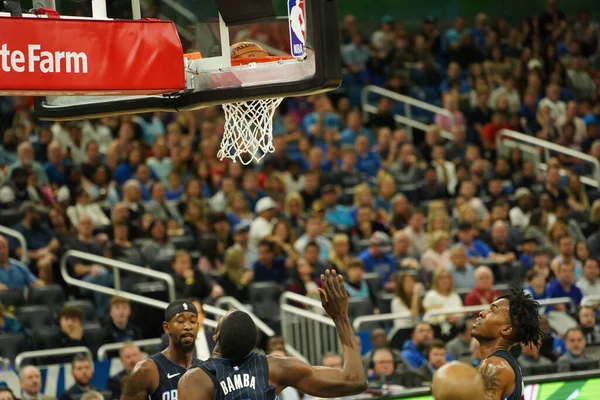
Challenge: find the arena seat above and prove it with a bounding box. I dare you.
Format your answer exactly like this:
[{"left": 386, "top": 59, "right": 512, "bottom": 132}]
[
  {"left": 150, "top": 255, "right": 174, "bottom": 273},
  {"left": 0, "top": 332, "right": 27, "bottom": 364},
  {"left": 83, "top": 323, "right": 104, "bottom": 354},
  {"left": 34, "top": 327, "right": 62, "bottom": 350},
  {"left": 248, "top": 282, "right": 281, "bottom": 322},
  {"left": 521, "top": 364, "right": 558, "bottom": 376},
  {"left": 63, "top": 300, "right": 98, "bottom": 324},
  {"left": 28, "top": 284, "right": 66, "bottom": 312},
  {"left": 15, "top": 305, "right": 54, "bottom": 330},
  {"left": 377, "top": 292, "right": 394, "bottom": 315},
  {"left": 363, "top": 272, "right": 383, "bottom": 296},
  {"left": 171, "top": 235, "right": 197, "bottom": 251},
  {"left": 0, "top": 208, "right": 22, "bottom": 227},
  {"left": 0, "top": 288, "right": 25, "bottom": 308},
  {"left": 569, "top": 359, "right": 600, "bottom": 372},
  {"left": 131, "top": 282, "right": 169, "bottom": 338},
  {"left": 347, "top": 298, "right": 375, "bottom": 327}
]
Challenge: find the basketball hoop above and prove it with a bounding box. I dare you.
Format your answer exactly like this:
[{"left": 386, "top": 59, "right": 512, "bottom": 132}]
[
  {"left": 217, "top": 55, "right": 293, "bottom": 164},
  {"left": 218, "top": 97, "right": 284, "bottom": 165}
]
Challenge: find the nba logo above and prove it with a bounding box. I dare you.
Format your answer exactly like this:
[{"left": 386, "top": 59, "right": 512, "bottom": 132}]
[
  {"left": 183, "top": 303, "right": 188, "bottom": 310},
  {"left": 288, "top": 0, "right": 306, "bottom": 58}
]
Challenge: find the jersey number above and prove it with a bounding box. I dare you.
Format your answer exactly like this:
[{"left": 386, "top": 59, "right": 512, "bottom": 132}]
[{"left": 162, "top": 390, "right": 177, "bottom": 400}]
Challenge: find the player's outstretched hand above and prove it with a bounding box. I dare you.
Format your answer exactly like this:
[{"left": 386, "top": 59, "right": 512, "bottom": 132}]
[{"left": 319, "top": 269, "right": 348, "bottom": 320}]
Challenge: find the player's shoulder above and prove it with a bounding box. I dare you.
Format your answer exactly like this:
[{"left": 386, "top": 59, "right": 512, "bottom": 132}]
[
  {"left": 131, "top": 357, "right": 159, "bottom": 378},
  {"left": 479, "top": 356, "right": 515, "bottom": 381}
]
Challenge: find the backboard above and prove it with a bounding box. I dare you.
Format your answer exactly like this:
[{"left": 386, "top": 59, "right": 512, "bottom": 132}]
[{"left": 26, "top": 0, "right": 341, "bottom": 120}]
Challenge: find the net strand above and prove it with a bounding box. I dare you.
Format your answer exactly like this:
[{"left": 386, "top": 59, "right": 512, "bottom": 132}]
[{"left": 218, "top": 97, "right": 284, "bottom": 165}]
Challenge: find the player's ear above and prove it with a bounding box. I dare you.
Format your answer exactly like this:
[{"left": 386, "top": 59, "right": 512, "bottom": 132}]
[
  {"left": 163, "top": 321, "right": 170, "bottom": 334},
  {"left": 213, "top": 332, "right": 219, "bottom": 343},
  {"left": 501, "top": 324, "right": 513, "bottom": 338}
]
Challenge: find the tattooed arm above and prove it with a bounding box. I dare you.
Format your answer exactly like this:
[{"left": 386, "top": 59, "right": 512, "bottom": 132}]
[{"left": 478, "top": 357, "right": 515, "bottom": 400}]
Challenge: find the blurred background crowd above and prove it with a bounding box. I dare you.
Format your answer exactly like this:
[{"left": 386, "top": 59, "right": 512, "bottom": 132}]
[{"left": 1, "top": 0, "right": 600, "bottom": 398}]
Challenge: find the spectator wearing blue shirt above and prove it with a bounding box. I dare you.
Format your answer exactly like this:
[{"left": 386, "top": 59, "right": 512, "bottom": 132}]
[
  {"left": 442, "top": 17, "right": 470, "bottom": 55},
  {"left": 547, "top": 262, "right": 583, "bottom": 313},
  {"left": 0, "top": 235, "right": 45, "bottom": 293},
  {"left": 358, "top": 232, "right": 396, "bottom": 288},
  {"left": 253, "top": 240, "right": 290, "bottom": 284},
  {"left": 320, "top": 185, "right": 354, "bottom": 231},
  {"left": 440, "top": 62, "right": 470, "bottom": 95},
  {"left": 293, "top": 215, "right": 333, "bottom": 264},
  {"left": 456, "top": 222, "right": 514, "bottom": 266},
  {"left": 242, "top": 172, "right": 266, "bottom": 213},
  {"left": 114, "top": 148, "right": 144, "bottom": 185},
  {"left": 471, "top": 13, "right": 488, "bottom": 50},
  {"left": 302, "top": 97, "right": 340, "bottom": 136},
  {"left": 44, "top": 141, "right": 72, "bottom": 187},
  {"left": 518, "top": 89, "right": 541, "bottom": 135},
  {"left": 8, "top": 142, "right": 49, "bottom": 187},
  {"left": 355, "top": 135, "right": 382, "bottom": 179},
  {"left": 9, "top": 202, "right": 60, "bottom": 284},
  {"left": 401, "top": 322, "right": 454, "bottom": 369},
  {"left": 340, "top": 110, "right": 375, "bottom": 146}
]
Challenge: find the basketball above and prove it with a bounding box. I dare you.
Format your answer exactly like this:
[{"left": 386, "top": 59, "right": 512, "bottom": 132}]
[{"left": 230, "top": 41, "right": 269, "bottom": 59}]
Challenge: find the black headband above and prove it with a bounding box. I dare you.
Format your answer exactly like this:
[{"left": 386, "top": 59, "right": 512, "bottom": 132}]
[{"left": 165, "top": 300, "right": 198, "bottom": 322}]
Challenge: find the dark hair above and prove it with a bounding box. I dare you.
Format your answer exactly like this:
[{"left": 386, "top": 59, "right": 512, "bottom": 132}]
[
  {"left": 219, "top": 311, "right": 257, "bottom": 360},
  {"left": 199, "top": 234, "right": 222, "bottom": 267},
  {"left": 498, "top": 289, "right": 543, "bottom": 347},
  {"left": 72, "top": 353, "right": 91, "bottom": 367},
  {"left": 564, "top": 327, "right": 584, "bottom": 341},
  {"left": 60, "top": 305, "right": 82, "bottom": 320},
  {"left": 0, "top": 387, "right": 16, "bottom": 400},
  {"left": 305, "top": 241, "right": 320, "bottom": 252},
  {"left": 426, "top": 339, "right": 446, "bottom": 358},
  {"left": 258, "top": 240, "right": 274, "bottom": 252}
]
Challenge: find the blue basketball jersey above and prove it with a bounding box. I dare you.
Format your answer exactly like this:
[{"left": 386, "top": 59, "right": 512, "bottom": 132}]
[
  {"left": 196, "top": 352, "right": 276, "bottom": 400},
  {"left": 148, "top": 352, "right": 194, "bottom": 400}
]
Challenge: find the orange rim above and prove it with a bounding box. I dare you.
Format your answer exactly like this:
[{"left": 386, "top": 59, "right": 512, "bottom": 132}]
[{"left": 231, "top": 55, "right": 296, "bottom": 66}]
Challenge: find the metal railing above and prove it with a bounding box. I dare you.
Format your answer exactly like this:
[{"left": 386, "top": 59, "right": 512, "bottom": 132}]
[
  {"left": 280, "top": 292, "right": 338, "bottom": 366},
  {"left": 582, "top": 295, "right": 600, "bottom": 306},
  {"left": 361, "top": 85, "right": 454, "bottom": 141},
  {"left": 0, "top": 225, "right": 28, "bottom": 264},
  {"left": 423, "top": 297, "right": 576, "bottom": 322},
  {"left": 497, "top": 129, "right": 600, "bottom": 188},
  {"left": 352, "top": 311, "right": 413, "bottom": 332},
  {"left": 61, "top": 250, "right": 176, "bottom": 308},
  {"left": 157, "top": 0, "right": 202, "bottom": 49},
  {"left": 15, "top": 346, "right": 92, "bottom": 369},
  {"left": 456, "top": 284, "right": 512, "bottom": 297},
  {"left": 97, "top": 338, "right": 162, "bottom": 360},
  {"left": 215, "top": 296, "right": 275, "bottom": 336},
  {"left": 61, "top": 249, "right": 224, "bottom": 328}
]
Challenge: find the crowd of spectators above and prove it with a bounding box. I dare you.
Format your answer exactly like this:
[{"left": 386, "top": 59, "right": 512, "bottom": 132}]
[{"left": 1, "top": 0, "right": 600, "bottom": 395}]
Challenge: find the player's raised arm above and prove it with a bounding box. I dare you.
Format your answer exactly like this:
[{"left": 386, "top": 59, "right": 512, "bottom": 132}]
[
  {"left": 121, "top": 359, "right": 158, "bottom": 400},
  {"left": 269, "top": 269, "right": 368, "bottom": 397}
]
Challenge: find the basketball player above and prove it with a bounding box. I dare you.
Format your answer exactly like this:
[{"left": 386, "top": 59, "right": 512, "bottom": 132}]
[
  {"left": 431, "top": 361, "right": 485, "bottom": 400},
  {"left": 121, "top": 300, "right": 200, "bottom": 400},
  {"left": 472, "top": 289, "right": 543, "bottom": 400},
  {"left": 178, "top": 269, "right": 367, "bottom": 400}
]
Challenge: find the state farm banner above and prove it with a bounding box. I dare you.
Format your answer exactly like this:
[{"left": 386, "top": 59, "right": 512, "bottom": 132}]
[{"left": 0, "top": 17, "right": 185, "bottom": 96}]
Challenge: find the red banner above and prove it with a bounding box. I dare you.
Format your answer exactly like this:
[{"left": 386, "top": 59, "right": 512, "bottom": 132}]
[{"left": 0, "top": 17, "right": 185, "bottom": 96}]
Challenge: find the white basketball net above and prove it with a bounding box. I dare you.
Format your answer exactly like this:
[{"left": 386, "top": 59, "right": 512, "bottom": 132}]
[{"left": 218, "top": 97, "right": 284, "bottom": 165}]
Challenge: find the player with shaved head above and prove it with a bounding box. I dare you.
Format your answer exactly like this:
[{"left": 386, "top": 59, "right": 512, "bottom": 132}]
[
  {"left": 178, "top": 270, "right": 367, "bottom": 400},
  {"left": 432, "top": 361, "right": 484, "bottom": 400}
]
